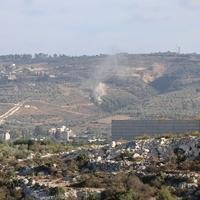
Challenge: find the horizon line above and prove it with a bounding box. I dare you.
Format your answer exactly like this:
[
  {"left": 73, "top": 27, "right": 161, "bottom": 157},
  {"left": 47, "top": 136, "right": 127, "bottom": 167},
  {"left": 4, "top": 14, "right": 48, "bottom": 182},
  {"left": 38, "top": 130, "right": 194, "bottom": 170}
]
[{"left": 0, "top": 51, "right": 200, "bottom": 58}]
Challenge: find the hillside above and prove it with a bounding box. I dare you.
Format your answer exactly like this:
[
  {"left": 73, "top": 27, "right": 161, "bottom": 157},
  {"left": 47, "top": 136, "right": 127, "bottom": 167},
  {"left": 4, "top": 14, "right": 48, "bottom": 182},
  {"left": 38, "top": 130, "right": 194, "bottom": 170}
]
[
  {"left": 2, "top": 135, "right": 200, "bottom": 199},
  {"left": 0, "top": 53, "right": 200, "bottom": 136}
]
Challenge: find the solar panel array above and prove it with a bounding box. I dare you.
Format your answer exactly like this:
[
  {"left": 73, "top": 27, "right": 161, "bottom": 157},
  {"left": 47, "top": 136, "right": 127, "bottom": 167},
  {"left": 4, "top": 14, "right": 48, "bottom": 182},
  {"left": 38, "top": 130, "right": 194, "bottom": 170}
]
[{"left": 112, "top": 120, "right": 200, "bottom": 140}]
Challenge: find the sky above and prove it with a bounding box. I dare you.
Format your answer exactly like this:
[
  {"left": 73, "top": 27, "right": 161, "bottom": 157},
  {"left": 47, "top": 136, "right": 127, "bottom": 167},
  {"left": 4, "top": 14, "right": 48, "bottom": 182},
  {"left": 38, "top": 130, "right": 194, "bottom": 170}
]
[{"left": 0, "top": 0, "right": 200, "bottom": 55}]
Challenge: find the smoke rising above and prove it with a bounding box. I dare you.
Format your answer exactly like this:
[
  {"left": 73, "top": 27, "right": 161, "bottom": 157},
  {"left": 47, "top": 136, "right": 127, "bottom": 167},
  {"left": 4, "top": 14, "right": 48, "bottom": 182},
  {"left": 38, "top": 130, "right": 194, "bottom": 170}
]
[
  {"left": 90, "top": 54, "right": 121, "bottom": 104},
  {"left": 94, "top": 82, "right": 107, "bottom": 104}
]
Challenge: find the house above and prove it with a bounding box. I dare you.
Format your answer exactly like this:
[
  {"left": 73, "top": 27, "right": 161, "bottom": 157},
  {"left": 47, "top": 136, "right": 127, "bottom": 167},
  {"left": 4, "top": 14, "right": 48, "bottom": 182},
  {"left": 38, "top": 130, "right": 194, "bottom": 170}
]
[{"left": 0, "top": 131, "right": 11, "bottom": 141}]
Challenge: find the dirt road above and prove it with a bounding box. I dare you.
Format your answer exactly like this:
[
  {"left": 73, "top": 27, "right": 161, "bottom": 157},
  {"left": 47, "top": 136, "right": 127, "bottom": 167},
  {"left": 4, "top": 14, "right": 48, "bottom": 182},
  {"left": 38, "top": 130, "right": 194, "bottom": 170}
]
[{"left": 0, "top": 102, "right": 24, "bottom": 124}]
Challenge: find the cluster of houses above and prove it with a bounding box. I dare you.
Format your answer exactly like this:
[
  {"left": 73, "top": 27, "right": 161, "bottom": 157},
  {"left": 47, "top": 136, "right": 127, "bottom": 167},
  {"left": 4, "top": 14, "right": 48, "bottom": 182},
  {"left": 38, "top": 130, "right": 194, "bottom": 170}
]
[
  {"left": 48, "top": 125, "right": 75, "bottom": 142},
  {"left": 0, "top": 63, "right": 17, "bottom": 81}
]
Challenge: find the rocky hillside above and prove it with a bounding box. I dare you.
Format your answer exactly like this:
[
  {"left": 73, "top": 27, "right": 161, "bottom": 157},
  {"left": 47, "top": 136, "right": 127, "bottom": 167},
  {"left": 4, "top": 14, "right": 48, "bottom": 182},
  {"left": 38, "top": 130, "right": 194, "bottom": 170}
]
[{"left": 4, "top": 135, "right": 200, "bottom": 200}]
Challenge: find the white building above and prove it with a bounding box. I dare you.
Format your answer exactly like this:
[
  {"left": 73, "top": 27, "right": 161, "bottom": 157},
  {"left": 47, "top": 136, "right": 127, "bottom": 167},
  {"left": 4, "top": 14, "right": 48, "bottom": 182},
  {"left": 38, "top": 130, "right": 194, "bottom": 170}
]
[
  {"left": 49, "top": 126, "right": 74, "bottom": 142},
  {"left": 59, "top": 125, "right": 67, "bottom": 133},
  {"left": 0, "top": 131, "right": 11, "bottom": 141},
  {"left": 48, "top": 128, "right": 57, "bottom": 134},
  {"left": 5, "top": 132, "right": 10, "bottom": 140}
]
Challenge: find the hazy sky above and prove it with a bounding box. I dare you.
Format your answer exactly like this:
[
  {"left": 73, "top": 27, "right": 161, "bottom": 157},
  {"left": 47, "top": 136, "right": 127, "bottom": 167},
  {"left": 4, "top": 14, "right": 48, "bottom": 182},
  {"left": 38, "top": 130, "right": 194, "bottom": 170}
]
[{"left": 0, "top": 0, "right": 200, "bottom": 55}]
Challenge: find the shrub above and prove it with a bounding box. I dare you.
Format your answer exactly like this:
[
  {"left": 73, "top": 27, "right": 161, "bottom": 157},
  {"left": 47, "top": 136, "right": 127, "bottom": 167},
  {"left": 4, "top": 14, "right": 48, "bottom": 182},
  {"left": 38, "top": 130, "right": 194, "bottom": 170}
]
[
  {"left": 116, "top": 190, "right": 138, "bottom": 200},
  {"left": 50, "top": 187, "right": 65, "bottom": 199},
  {"left": 102, "top": 173, "right": 156, "bottom": 200},
  {"left": 15, "top": 151, "right": 29, "bottom": 160},
  {"left": 87, "top": 193, "right": 100, "bottom": 200},
  {"left": 159, "top": 187, "right": 177, "bottom": 200},
  {"left": 76, "top": 154, "right": 89, "bottom": 162}
]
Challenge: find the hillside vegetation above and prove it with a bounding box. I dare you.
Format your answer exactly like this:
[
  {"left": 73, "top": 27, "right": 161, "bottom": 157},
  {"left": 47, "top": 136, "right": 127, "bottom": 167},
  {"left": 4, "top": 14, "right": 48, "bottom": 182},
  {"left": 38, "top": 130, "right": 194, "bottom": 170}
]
[{"left": 0, "top": 53, "right": 200, "bottom": 135}]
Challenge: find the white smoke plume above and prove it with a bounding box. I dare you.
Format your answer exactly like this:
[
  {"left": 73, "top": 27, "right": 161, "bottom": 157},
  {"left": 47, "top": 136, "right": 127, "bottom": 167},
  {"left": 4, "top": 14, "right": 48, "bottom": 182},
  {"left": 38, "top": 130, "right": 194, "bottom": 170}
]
[
  {"left": 91, "top": 54, "right": 121, "bottom": 104},
  {"left": 94, "top": 82, "right": 107, "bottom": 104},
  {"left": 83, "top": 51, "right": 124, "bottom": 104}
]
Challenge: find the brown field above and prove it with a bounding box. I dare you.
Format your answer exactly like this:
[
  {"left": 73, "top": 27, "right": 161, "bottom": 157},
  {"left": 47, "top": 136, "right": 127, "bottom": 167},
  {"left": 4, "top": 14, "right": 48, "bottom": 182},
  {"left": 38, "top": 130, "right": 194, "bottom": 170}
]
[{"left": 98, "top": 114, "right": 131, "bottom": 124}]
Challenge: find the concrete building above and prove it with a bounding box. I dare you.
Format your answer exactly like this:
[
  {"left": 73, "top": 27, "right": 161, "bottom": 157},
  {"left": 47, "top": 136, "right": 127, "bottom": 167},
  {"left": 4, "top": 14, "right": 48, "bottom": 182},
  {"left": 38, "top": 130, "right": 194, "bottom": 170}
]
[
  {"left": 0, "top": 131, "right": 11, "bottom": 141},
  {"left": 4, "top": 132, "right": 10, "bottom": 140},
  {"left": 49, "top": 126, "right": 74, "bottom": 142}
]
